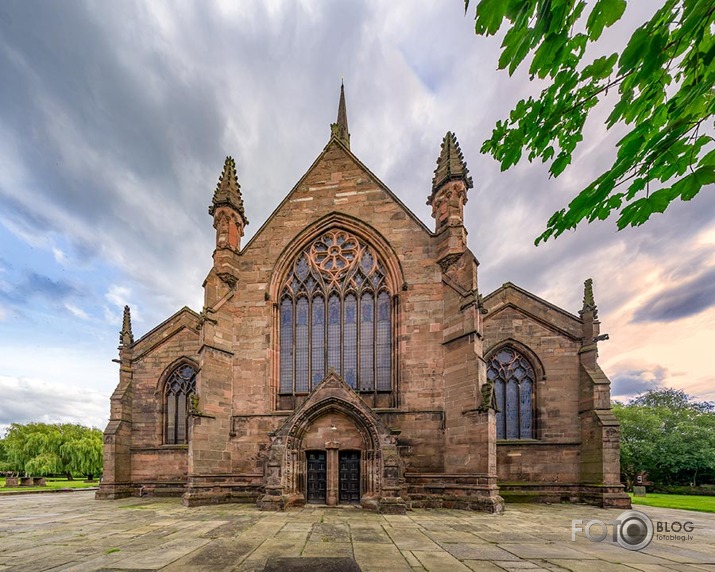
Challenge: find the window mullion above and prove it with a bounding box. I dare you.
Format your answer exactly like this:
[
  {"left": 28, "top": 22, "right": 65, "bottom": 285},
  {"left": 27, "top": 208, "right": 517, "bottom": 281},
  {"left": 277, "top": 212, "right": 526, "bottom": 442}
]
[
  {"left": 516, "top": 380, "right": 522, "bottom": 439},
  {"left": 356, "top": 293, "right": 361, "bottom": 391},
  {"left": 373, "top": 291, "right": 377, "bottom": 397},
  {"left": 324, "top": 293, "right": 328, "bottom": 380},
  {"left": 307, "top": 296, "right": 312, "bottom": 391},
  {"left": 340, "top": 292, "right": 344, "bottom": 378},
  {"left": 292, "top": 297, "right": 297, "bottom": 395}
]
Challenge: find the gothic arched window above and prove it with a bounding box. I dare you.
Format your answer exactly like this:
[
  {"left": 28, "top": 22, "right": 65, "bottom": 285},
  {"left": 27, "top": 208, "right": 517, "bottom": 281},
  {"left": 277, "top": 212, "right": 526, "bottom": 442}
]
[
  {"left": 164, "top": 364, "right": 196, "bottom": 445},
  {"left": 279, "top": 229, "right": 392, "bottom": 395},
  {"left": 487, "top": 347, "right": 536, "bottom": 439}
]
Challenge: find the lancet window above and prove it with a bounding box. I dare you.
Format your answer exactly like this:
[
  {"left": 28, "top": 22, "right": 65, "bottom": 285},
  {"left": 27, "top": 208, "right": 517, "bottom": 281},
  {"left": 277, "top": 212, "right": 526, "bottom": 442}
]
[
  {"left": 487, "top": 347, "right": 536, "bottom": 439},
  {"left": 279, "top": 229, "right": 392, "bottom": 395},
  {"left": 164, "top": 364, "right": 196, "bottom": 445}
]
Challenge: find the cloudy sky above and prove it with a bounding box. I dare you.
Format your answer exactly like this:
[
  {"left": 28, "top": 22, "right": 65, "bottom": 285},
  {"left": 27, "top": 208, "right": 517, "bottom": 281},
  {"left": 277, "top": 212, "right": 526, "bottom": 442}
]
[{"left": 0, "top": 1, "right": 713, "bottom": 433}]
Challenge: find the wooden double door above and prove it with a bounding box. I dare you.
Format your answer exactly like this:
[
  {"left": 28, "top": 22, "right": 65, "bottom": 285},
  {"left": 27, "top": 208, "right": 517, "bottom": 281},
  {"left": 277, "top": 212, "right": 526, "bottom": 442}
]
[{"left": 306, "top": 450, "right": 360, "bottom": 504}]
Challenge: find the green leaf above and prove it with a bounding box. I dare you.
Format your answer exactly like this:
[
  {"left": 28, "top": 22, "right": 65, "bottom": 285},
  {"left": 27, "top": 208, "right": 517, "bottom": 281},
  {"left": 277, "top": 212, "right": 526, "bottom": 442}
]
[
  {"left": 680, "top": 166, "right": 715, "bottom": 200},
  {"left": 550, "top": 154, "right": 571, "bottom": 177},
  {"left": 586, "top": 0, "right": 626, "bottom": 42},
  {"left": 475, "top": 0, "right": 508, "bottom": 36},
  {"left": 698, "top": 148, "right": 715, "bottom": 169},
  {"left": 581, "top": 53, "right": 618, "bottom": 80},
  {"left": 619, "top": 26, "right": 649, "bottom": 72}
]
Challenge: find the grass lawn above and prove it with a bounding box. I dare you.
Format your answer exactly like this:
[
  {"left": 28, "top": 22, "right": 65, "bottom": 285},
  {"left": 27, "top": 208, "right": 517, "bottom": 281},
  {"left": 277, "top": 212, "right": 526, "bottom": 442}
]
[
  {"left": 630, "top": 493, "right": 715, "bottom": 513},
  {"left": 0, "top": 477, "right": 99, "bottom": 493}
]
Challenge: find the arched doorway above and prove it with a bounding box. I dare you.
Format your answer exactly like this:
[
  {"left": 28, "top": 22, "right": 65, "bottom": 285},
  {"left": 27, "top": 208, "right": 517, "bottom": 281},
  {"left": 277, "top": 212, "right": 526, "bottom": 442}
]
[
  {"left": 259, "top": 372, "right": 405, "bottom": 512},
  {"left": 301, "top": 410, "right": 365, "bottom": 505}
]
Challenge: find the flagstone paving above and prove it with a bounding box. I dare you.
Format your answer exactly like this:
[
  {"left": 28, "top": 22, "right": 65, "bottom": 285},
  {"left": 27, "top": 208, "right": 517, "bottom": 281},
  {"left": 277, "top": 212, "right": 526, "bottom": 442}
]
[{"left": 0, "top": 491, "right": 713, "bottom": 571}]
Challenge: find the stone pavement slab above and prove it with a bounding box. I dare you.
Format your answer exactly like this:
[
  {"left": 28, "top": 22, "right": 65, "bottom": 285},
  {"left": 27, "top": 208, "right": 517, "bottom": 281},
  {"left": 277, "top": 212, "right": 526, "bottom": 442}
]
[
  {"left": 264, "top": 557, "right": 361, "bottom": 571},
  {"left": 0, "top": 491, "right": 714, "bottom": 571}
]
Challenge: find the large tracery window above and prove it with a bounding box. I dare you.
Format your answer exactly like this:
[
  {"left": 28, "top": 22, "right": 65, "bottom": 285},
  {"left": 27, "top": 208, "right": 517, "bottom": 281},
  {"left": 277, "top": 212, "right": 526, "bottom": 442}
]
[
  {"left": 164, "top": 364, "right": 196, "bottom": 445},
  {"left": 487, "top": 347, "right": 536, "bottom": 439},
  {"left": 280, "top": 229, "right": 392, "bottom": 394}
]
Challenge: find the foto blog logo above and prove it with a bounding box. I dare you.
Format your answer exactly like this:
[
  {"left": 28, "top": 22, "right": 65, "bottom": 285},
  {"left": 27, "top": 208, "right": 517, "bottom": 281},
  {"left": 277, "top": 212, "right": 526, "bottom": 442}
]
[
  {"left": 572, "top": 510, "right": 695, "bottom": 551},
  {"left": 571, "top": 510, "right": 655, "bottom": 551}
]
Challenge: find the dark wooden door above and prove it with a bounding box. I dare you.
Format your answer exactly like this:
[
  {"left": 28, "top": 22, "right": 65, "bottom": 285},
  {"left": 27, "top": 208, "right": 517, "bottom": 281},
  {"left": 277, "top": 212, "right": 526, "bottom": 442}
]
[
  {"left": 306, "top": 451, "right": 326, "bottom": 504},
  {"left": 339, "top": 451, "right": 360, "bottom": 504}
]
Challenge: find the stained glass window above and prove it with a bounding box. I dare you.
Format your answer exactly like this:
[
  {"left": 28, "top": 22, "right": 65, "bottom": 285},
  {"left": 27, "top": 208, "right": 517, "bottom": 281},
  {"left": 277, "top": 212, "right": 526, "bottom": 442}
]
[
  {"left": 359, "top": 294, "right": 374, "bottom": 390},
  {"left": 487, "top": 347, "right": 536, "bottom": 439},
  {"left": 328, "top": 294, "right": 341, "bottom": 372},
  {"left": 295, "top": 298, "right": 309, "bottom": 393},
  {"left": 376, "top": 291, "right": 391, "bottom": 391},
  {"left": 278, "top": 229, "right": 393, "bottom": 395},
  {"left": 280, "top": 299, "right": 293, "bottom": 393},
  {"left": 344, "top": 294, "right": 357, "bottom": 388},
  {"left": 165, "top": 363, "right": 196, "bottom": 445},
  {"left": 311, "top": 296, "right": 325, "bottom": 385}
]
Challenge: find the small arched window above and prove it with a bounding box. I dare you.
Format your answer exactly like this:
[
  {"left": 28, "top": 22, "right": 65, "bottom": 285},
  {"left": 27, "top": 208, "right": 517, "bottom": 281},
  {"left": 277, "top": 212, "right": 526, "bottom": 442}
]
[
  {"left": 279, "top": 229, "right": 392, "bottom": 395},
  {"left": 487, "top": 347, "right": 536, "bottom": 439},
  {"left": 164, "top": 364, "right": 196, "bottom": 445}
]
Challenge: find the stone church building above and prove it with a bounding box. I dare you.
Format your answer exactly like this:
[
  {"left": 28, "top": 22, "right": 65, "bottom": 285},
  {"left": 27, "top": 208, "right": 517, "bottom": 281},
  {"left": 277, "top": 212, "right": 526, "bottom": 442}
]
[{"left": 97, "top": 87, "right": 629, "bottom": 513}]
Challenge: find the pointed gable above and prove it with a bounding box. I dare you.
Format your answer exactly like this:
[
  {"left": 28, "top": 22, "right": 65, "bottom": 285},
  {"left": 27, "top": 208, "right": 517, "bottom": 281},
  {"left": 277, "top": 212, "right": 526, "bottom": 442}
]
[
  {"left": 482, "top": 282, "right": 582, "bottom": 340},
  {"left": 242, "top": 136, "right": 432, "bottom": 252}
]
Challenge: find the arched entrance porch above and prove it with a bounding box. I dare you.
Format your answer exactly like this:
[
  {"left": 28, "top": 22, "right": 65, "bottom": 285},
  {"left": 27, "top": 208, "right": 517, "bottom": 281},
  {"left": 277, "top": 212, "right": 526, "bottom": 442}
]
[{"left": 259, "top": 372, "right": 405, "bottom": 513}]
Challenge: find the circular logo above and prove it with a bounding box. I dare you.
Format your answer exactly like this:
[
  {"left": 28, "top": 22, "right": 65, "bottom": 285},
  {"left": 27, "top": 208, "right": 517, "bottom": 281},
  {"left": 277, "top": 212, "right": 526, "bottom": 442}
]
[{"left": 616, "top": 510, "right": 654, "bottom": 550}]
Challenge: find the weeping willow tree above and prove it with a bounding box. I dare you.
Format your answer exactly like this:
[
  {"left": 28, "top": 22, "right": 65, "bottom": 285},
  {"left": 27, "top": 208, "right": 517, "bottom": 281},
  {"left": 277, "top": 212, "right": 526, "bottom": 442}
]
[{"left": 2, "top": 423, "right": 103, "bottom": 480}]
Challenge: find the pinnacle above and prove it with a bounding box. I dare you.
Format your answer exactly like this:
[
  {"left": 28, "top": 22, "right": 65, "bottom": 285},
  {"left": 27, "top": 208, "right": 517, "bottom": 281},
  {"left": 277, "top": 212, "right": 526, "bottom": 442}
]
[
  {"left": 209, "top": 156, "right": 248, "bottom": 225},
  {"left": 330, "top": 82, "right": 351, "bottom": 149},
  {"left": 431, "top": 131, "right": 473, "bottom": 194},
  {"left": 120, "top": 305, "right": 134, "bottom": 345},
  {"left": 581, "top": 278, "right": 598, "bottom": 318}
]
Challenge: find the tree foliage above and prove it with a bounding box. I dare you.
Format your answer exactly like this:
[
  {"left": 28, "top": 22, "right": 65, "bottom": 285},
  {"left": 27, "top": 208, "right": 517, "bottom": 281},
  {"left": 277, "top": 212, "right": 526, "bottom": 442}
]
[
  {"left": 0, "top": 438, "right": 8, "bottom": 472},
  {"left": 613, "top": 389, "right": 715, "bottom": 488},
  {"left": 2, "top": 423, "right": 103, "bottom": 480},
  {"left": 466, "top": 0, "right": 714, "bottom": 243}
]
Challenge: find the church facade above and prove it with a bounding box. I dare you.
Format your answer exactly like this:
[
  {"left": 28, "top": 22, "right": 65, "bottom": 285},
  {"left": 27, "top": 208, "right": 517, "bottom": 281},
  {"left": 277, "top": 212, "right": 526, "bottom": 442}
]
[{"left": 97, "top": 87, "right": 630, "bottom": 513}]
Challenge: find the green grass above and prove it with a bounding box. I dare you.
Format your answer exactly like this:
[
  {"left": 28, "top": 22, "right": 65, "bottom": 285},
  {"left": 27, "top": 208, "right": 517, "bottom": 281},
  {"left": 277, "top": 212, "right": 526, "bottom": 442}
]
[
  {"left": 630, "top": 493, "right": 715, "bottom": 513},
  {"left": 0, "top": 477, "right": 99, "bottom": 493}
]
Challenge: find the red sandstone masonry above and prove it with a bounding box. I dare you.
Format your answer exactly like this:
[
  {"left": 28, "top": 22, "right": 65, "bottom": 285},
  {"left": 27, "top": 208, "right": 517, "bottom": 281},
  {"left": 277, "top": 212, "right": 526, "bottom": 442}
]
[{"left": 99, "top": 125, "right": 626, "bottom": 510}]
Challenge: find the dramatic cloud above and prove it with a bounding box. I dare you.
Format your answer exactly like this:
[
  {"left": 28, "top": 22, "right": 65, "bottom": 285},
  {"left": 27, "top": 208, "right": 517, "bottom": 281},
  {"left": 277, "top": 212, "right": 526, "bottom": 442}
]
[
  {"left": 633, "top": 267, "right": 715, "bottom": 323},
  {"left": 611, "top": 366, "right": 668, "bottom": 401},
  {"left": 0, "top": 271, "right": 81, "bottom": 304},
  {"left": 0, "top": 0, "right": 712, "bottom": 430}
]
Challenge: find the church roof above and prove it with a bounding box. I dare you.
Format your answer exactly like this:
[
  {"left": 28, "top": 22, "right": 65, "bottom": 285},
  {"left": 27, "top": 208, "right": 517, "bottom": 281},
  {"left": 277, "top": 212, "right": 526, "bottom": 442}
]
[
  {"left": 429, "top": 131, "right": 473, "bottom": 200},
  {"left": 209, "top": 156, "right": 248, "bottom": 225}
]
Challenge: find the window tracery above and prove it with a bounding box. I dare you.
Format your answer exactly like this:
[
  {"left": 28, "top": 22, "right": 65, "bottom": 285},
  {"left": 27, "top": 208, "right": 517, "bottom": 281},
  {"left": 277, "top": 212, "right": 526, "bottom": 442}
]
[
  {"left": 164, "top": 364, "right": 196, "bottom": 445},
  {"left": 487, "top": 347, "right": 535, "bottom": 439},
  {"left": 279, "top": 229, "right": 392, "bottom": 395}
]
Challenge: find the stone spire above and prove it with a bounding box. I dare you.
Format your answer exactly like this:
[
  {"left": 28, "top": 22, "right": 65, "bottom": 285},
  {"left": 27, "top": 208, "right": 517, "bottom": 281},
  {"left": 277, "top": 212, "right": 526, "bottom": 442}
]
[
  {"left": 579, "top": 278, "right": 604, "bottom": 368},
  {"left": 429, "top": 131, "right": 473, "bottom": 201},
  {"left": 209, "top": 157, "right": 247, "bottom": 284},
  {"left": 330, "top": 81, "right": 350, "bottom": 149},
  {"left": 209, "top": 156, "right": 248, "bottom": 227},
  {"left": 120, "top": 305, "right": 134, "bottom": 347},
  {"left": 427, "top": 133, "right": 473, "bottom": 268},
  {"left": 581, "top": 277, "right": 598, "bottom": 319}
]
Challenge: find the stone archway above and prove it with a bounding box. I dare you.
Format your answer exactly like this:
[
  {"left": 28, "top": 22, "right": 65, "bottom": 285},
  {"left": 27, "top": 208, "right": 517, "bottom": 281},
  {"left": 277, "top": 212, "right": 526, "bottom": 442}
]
[{"left": 259, "top": 372, "right": 405, "bottom": 513}]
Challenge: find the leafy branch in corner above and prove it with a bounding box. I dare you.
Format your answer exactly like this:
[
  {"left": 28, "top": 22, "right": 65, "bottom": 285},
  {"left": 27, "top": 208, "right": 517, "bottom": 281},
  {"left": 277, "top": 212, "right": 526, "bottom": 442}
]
[{"left": 465, "top": 0, "right": 714, "bottom": 243}]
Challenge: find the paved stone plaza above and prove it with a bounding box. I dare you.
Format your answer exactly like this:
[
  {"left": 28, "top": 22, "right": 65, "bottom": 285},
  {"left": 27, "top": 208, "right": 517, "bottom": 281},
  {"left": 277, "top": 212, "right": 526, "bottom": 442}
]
[{"left": 0, "top": 491, "right": 713, "bottom": 571}]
